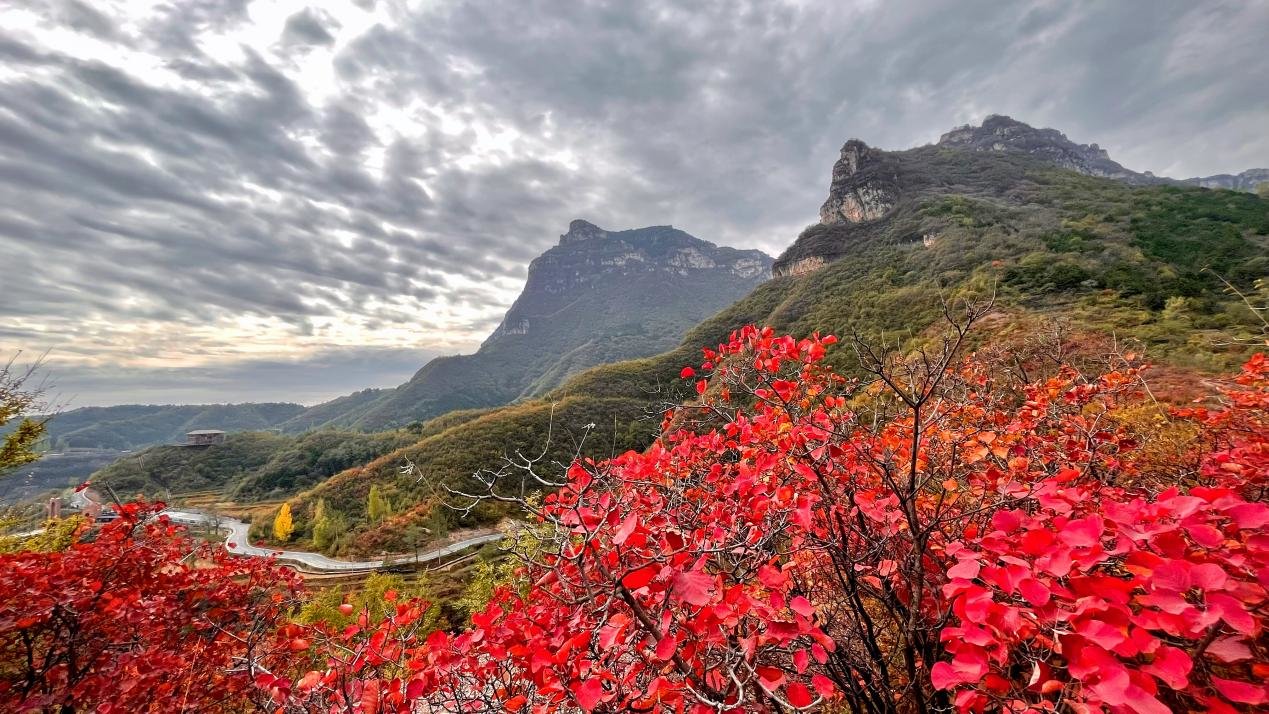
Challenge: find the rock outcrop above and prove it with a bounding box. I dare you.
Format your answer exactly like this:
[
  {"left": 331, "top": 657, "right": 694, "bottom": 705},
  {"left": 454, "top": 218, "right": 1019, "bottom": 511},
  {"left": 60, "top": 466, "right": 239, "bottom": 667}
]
[
  {"left": 937, "top": 115, "right": 1268, "bottom": 192},
  {"left": 484, "top": 221, "right": 771, "bottom": 344},
  {"left": 937, "top": 114, "right": 1156, "bottom": 184},
  {"left": 818, "top": 139, "right": 900, "bottom": 225}
]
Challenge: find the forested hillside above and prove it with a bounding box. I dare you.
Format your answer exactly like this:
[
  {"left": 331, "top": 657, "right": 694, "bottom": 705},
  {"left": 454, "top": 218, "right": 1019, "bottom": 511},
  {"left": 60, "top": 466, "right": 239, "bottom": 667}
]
[{"left": 88, "top": 430, "right": 416, "bottom": 501}]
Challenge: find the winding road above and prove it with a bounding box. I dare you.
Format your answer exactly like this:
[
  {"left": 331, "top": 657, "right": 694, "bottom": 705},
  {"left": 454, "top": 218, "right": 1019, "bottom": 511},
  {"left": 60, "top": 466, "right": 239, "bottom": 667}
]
[
  {"left": 42, "top": 491, "right": 503, "bottom": 572},
  {"left": 162, "top": 509, "right": 503, "bottom": 572}
]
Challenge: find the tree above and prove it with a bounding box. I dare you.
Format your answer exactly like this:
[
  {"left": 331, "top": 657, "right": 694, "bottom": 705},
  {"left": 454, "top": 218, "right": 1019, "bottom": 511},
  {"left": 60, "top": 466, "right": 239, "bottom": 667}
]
[
  {"left": 268, "top": 319, "right": 1266, "bottom": 713},
  {"left": 273, "top": 502, "right": 294, "bottom": 542},
  {"left": 311, "top": 501, "right": 347, "bottom": 552},
  {"left": 367, "top": 485, "right": 392, "bottom": 524},
  {"left": 0, "top": 502, "right": 300, "bottom": 711},
  {"left": 0, "top": 354, "right": 47, "bottom": 477}
]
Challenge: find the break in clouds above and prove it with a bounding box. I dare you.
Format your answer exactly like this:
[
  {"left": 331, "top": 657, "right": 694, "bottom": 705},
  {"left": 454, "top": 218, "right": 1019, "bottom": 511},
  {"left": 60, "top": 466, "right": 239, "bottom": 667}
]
[{"left": 1, "top": 0, "right": 1266, "bottom": 405}]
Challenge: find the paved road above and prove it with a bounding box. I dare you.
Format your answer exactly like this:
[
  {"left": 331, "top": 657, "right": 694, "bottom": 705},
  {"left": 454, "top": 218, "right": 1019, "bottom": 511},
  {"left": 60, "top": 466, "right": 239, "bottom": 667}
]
[{"left": 163, "top": 509, "right": 502, "bottom": 572}]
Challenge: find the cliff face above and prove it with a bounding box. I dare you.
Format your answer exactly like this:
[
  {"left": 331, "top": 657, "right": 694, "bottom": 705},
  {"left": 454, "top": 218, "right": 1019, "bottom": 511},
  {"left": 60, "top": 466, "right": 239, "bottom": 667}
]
[
  {"left": 817, "top": 140, "right": 901, "bottom": 225},
  {"left": 296, "top": 221, "right": 772, "bottom": 430},
  {"left": 484, "top": 220, "right": 769, "bottom": 346}
]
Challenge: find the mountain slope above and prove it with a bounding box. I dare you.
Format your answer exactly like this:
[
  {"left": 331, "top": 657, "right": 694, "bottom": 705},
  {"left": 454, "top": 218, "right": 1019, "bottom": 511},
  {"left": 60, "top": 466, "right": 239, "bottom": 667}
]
[
  {"left": 284, "top": 222, "right": 771, "bottom": 431},
  {"left": 284, "top": 117, "right": 1267, "bottom": 556}
]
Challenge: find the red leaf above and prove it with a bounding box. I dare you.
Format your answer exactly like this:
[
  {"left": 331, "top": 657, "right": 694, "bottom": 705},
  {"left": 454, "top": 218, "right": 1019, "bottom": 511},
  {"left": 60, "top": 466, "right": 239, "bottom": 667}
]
[
  {"left": 1207, "top": 636, "right": 1252, "bottom": 663},
  {"left": 789, "top": 596, "right": 814, "bottom": 618},
  {"left": 1212, "top": 677, "right": 1268, "bottom": 705},
  {"left": 1059, "top": 516, "right": 1102, "bottom": 548},
  {"left": 572, "top": 679, "right": 605, "bottom": 712},
  {"left": 671, "top": 569, "right": 714, "bottom": 606},
  {"left": 613, "top": 513, "right": 638, "bottom": 546},
  {"left": 1142, "top": 645, "right": 1191, "bottom": 690},
  {"left": 694, "top": 379, "right": 707, "bottom": 395},
  {"left": 621, "top": 566, "right": 657, "bottom": 591},
  {"left": 811, "top": 674, "right": 835, "bottom": 697},
  {"left": 756, "top": 666, "right": 785, "bottom": 691},
  {"left": 655, "top": 634, "right": 676, "bottom": 661},
  {"left": 786, "top": 682, "right": 813, "bottom": 708}
]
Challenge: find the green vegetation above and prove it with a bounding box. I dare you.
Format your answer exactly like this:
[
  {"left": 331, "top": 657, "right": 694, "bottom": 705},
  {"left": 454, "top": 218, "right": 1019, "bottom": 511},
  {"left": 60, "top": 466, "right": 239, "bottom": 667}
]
[
  {"left": 1, "top": 357, "right": 46, "bottom": 477},
  {"left": 88, "top": 429, "right": 415, "bottom": 501},
  {"left": 286, "top": 145, "right": 1266, "bottom": 556}
]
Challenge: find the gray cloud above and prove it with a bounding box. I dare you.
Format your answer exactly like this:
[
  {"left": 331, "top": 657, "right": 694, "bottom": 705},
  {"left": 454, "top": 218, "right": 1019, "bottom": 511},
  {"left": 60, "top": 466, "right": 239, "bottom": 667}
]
[
  {"left": 0, "top": 0, "right": 1266, "bottom": 406},
  {"left": 282, "top": 8, "right": 340, "bottom": 48}
]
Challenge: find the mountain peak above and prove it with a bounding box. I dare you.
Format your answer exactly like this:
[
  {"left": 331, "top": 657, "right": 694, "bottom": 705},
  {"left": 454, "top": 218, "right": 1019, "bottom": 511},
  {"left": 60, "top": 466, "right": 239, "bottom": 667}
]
[
  {"left": 937, "top": 115, "right": 1146, "bottom": 182},
  {"left": 559, "top": 219, "right": 609, "bottom": 245}
]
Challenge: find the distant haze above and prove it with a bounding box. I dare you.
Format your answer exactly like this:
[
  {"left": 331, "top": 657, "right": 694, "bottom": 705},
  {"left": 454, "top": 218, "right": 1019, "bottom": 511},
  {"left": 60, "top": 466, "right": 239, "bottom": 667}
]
[{"left": 1, "top": 0, "right": 1265, "bottom": 406}]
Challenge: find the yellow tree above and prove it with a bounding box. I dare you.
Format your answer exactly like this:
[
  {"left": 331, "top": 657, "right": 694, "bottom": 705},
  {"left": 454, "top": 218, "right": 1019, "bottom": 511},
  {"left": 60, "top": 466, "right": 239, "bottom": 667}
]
[{"left": 273, "top": 503, "right": 294, "bottom": 542}]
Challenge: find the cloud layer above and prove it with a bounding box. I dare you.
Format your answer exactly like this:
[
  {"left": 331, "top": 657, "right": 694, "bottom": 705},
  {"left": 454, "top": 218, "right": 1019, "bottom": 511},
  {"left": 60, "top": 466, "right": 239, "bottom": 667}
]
[{"left": 1, "top": 0, "right": 1266, "bottom": 406}]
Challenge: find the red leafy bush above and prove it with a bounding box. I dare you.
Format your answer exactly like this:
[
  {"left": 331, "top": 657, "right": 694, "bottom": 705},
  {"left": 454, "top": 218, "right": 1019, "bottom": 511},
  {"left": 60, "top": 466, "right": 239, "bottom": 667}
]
[
  {"left": 0, "top": 502, "right": 300, "bottom": 712},
  {"left": 356, "top": 317, "right": 1265, "bottom": 713}
]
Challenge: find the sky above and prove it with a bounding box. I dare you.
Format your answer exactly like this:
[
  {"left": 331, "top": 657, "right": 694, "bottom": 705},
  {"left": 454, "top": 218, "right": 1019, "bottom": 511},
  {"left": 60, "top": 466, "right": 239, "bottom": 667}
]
[{"left": 1, "top": 0, "right": 1266, "bottom": 407}]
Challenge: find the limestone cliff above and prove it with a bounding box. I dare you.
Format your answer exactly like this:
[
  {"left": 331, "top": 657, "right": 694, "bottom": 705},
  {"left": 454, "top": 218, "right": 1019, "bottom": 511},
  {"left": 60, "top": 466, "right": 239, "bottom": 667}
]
[{"left": 817, "top": 140, "right": 900, "bottom": 225}]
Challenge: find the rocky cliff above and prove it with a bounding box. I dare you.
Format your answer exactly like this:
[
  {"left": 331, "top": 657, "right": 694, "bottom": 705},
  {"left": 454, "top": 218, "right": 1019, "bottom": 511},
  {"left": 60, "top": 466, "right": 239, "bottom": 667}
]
[
  {"left": 292, "top": 221, "right": 772, "bottom": 430},
  {"left": 936, "top": 114, "right": 1157, "bottom": 184},
  {"left": 817, "top": 140, "right": 901, "bottom": 225},
  {"left": 484, "top": 220, "right": 769, "bottom": 346}
]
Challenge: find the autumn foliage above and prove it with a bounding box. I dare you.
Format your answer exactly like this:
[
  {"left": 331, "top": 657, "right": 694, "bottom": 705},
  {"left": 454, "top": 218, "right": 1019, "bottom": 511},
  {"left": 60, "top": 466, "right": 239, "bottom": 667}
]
[
  {"left": 2, "top": 318, "right": 1267, "bottom": 713},
  {"left": 0, "top": 502, "right": 301, "bottom": 712}
]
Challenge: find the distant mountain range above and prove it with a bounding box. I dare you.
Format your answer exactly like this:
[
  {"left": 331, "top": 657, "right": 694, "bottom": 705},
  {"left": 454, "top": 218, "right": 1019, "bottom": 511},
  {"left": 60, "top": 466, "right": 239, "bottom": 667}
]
[{"left": 16, "top": 403, "right": 305, "bottom": 451}]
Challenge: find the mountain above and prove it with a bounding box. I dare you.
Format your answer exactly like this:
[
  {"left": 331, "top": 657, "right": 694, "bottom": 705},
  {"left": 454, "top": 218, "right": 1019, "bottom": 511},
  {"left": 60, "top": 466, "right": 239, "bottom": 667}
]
[
  {"left": 935, "top": 114, "right": 1267, "bottom": 192},
  {"left": 283, "top": 116, "right": 1267, "bottom": 557},
  {"left": 282, "top": 221, "right": 771, "bottom": 431}
]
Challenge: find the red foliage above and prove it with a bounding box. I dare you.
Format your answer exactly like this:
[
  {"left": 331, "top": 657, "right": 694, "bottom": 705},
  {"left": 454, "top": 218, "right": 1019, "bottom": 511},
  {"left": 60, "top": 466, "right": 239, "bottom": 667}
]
[
  {"left": 352, "top": 326, "right": 1264, "bottom": 714},
  {"left": 4, "top": 325, "right": 1266, "bottom": 714},
  {"left": 0, "top": 502, "right": 300, "bottom": 712}
]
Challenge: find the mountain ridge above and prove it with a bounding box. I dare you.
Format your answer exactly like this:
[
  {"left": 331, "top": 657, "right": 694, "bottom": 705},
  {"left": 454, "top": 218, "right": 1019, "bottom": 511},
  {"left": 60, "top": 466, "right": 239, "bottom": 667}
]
[
  {"left": 775, "top": 114, "right": 1268, "bottom": 276},
  {"left": 280, "top": 222, "right": 771, "bottom": 431}
]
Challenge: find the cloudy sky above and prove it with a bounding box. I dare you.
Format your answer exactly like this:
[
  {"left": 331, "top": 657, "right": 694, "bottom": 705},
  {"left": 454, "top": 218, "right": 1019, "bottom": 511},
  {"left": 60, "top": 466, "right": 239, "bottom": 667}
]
[{"left": 1, "top": 0, "right": 1266, "bottom": 407}]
